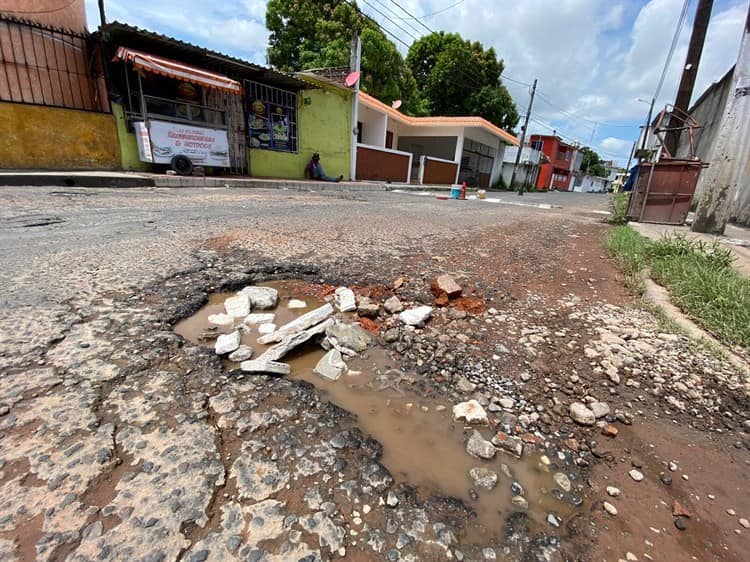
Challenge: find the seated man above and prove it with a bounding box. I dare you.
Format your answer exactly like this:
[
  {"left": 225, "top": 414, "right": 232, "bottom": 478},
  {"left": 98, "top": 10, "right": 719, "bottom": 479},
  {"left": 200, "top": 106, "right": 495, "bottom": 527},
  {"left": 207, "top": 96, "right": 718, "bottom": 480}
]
[{"left": 304, "top": 153, "right": 343, "bottom": 182}]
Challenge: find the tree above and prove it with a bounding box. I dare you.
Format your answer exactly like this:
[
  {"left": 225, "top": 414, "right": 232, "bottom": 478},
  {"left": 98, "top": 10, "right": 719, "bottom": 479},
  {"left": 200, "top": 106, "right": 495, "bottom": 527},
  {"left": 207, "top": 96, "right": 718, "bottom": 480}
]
[
  {"left": 266, "top": 0, "right": 414, "bottom": 105},
  {"left": 579, "top": 146, "right": 607, "bottom": 177},
  {"left": 406, "top": 32, "right": 519, "bottom": 130}
]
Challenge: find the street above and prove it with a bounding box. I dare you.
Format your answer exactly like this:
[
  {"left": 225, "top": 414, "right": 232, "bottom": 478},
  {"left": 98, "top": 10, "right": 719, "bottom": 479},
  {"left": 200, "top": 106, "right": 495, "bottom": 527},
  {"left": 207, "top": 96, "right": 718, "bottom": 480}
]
[{"left": 0, "top": 186, "right": 747, "bottom": 562}]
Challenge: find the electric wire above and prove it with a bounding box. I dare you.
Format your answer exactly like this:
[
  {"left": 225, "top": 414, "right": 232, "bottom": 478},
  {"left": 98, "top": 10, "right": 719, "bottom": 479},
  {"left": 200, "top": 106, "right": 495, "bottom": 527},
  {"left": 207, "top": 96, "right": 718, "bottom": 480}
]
[{"left": 387, "top": 0, "right": 468, "bottom": 20}]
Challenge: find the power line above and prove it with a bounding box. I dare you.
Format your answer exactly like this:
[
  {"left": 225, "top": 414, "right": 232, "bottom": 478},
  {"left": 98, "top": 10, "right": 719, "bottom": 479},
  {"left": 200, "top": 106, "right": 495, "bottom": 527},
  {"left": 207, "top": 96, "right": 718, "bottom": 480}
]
[
  {"left": 373, "top": 0, "right": 423, "bottom": 36},
  {"left": 654, "top": 0, "right": 691, "bottom": 100},
  {"left": 387, "top": 0, "right": 468, "bottom": 20},
  {"left": 387, "top": 0, "right": 434, "bottom": 34},
  {"left": 360, "top": 0, "right": 420, "bottom": 49}
]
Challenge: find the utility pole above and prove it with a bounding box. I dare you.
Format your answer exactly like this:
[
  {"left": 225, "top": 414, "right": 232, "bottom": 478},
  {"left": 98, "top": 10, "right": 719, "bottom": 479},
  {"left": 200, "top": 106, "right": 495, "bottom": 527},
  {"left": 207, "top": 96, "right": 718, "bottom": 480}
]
[
  {"left": 349, "top": 34, "right": 361, "bottom": 182},
  {"left": 665, "top": 0, "right": 714, "bottom": 156},
  {"left": 692, "top": 3, "right": 750, "bottom": 233},
  {"left": 511, "top": 78, "right": 537, "bottom": 196}
]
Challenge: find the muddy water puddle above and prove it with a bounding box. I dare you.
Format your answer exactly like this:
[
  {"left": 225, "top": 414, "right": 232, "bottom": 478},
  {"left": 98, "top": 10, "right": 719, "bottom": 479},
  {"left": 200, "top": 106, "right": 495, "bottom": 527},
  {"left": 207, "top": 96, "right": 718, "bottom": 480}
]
[{"left": 174, "top": 280, "right": 580, "bottom": 541}]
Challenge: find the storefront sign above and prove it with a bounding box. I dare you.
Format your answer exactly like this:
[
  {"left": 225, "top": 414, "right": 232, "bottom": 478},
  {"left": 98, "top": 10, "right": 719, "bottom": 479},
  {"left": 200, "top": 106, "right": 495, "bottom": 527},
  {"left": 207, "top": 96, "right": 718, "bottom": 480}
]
[
  {"left": 134, "top": 122, "right": 153, "bottom": 163},
  {"left": 247, "top": 99, "right": 290, "bottom": 151},
  {"left": 148, "top": 120, "right": 230, "bottom": 167}
]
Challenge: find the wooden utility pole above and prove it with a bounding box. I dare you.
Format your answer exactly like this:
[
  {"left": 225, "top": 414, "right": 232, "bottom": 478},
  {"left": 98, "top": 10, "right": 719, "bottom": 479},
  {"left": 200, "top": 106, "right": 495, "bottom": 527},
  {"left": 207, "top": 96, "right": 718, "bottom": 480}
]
[
  {"left": 665, "top": 0, "right": 714, "bottom": 156},
  {"left": 692, "top": 4, "right": 750, "bottom": 233},
  {"left": 511, "top": 78, "right": 537, "bottom": 196}
]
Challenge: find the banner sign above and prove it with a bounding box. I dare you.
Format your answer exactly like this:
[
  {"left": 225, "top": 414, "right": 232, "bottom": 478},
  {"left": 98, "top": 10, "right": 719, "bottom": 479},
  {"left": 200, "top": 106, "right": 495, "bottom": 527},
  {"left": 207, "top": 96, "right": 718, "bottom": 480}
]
[
  {"left": 134, "top": 121, "right": 153, "bottom": 163},
  {"left": 147, "top": 120, "right": 230, "bottom": 167}
]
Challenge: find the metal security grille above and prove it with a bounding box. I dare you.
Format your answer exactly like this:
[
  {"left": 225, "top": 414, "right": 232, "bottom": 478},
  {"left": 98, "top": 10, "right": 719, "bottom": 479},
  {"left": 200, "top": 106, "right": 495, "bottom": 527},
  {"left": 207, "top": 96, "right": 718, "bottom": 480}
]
[
  {"left": 245, "top": 80, "right": 298, "bottom": 153},
  {"left": 0, "top": 15, "right": 105, "bottom": 112}
]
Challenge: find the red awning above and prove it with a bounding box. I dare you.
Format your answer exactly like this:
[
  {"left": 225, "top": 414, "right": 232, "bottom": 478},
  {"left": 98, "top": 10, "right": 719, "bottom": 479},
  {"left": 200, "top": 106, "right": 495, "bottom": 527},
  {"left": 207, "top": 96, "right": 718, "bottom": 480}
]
[{"left": 114, "top": 47, "right": 242, "bottom": 94}]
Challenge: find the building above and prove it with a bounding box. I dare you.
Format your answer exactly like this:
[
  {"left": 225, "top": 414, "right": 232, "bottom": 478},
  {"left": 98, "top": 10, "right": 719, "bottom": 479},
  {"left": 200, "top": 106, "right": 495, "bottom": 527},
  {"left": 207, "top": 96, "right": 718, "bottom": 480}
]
[
  {"left": 355, "top": 92, "right": 518, "bottom": 187},
  {"left": 528, "top": 134, "right": 582, "bottom": 191},
  {"left": 0, "top": 0, "right": 87, "bottom": 31},
  {"left": 500, "top": 144, "right": 542, "bottom": 189}
]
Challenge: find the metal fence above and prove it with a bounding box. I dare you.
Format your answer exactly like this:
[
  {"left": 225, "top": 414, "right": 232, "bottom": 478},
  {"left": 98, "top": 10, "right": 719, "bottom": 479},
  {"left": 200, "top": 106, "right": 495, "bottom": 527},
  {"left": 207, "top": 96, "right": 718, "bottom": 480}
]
[{"left": 0, "top": 15, "right": 105, "bottom": 112}]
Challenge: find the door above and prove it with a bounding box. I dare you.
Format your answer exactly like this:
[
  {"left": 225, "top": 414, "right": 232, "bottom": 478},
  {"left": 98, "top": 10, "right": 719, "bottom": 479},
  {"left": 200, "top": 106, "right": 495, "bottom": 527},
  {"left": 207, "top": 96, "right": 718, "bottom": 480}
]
[{"left": 206, "top": 89, "right": 247, "bottom": 174}]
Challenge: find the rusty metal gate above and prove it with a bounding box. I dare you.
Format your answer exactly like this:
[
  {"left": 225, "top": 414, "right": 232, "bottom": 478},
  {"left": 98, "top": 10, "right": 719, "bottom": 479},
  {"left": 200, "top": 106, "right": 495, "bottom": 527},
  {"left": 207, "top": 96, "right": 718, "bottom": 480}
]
[{"left": 626, "top": 160, "right": 703, "bottom": 225}]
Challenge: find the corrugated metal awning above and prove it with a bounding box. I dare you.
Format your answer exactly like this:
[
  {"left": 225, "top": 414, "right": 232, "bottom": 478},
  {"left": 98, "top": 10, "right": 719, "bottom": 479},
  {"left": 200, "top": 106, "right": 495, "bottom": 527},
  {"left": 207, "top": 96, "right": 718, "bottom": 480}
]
[{"left": 114, "top": 47, "right": 242, "bottom": 94}]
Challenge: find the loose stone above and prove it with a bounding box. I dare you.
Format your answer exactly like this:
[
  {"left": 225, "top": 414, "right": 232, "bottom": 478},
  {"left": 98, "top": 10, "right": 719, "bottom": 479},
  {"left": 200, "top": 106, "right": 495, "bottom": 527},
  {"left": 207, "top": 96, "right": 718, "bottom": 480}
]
[
  {"left": 569, "top": 402, "right": 596, "bottom": 426},
  {"left": 399, "top": 306, "right": 433, "bottom": 327},
  {"left": 603, "top": 501, "right": 618, "bottom": 515},
  {"left": 469, "top": 467, "right": 498, "bottom": 490},
  {"left": 606, "top": 486, "right": 621, "bottom": 497},
  {"left": 553, "top": 472, "right": 572, "bottom": 493},
  {"left": 629, "top": 469, "right": 644, "bottom": 482},
  {"left": 215, "top": 331, "right": 241, "bottom": 355},
  {"left": 466, "top": 430, "right": 496, "bottom": 460},
  {"left": 228, "top": 345, "right": 253, "bottom": 362},
  {"left": 334, "top": 287, "right": 356, "bottom": 312},
  {"left": 453, "top": 400, "right": 488, "bottom": 424}
]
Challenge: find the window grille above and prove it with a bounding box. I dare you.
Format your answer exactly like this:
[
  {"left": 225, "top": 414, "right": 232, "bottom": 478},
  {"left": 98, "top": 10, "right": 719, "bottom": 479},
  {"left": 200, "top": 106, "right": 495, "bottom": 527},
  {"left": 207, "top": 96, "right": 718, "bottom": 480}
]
[{"left": 245, "top": 80, "right": 298, "bottom": 153}]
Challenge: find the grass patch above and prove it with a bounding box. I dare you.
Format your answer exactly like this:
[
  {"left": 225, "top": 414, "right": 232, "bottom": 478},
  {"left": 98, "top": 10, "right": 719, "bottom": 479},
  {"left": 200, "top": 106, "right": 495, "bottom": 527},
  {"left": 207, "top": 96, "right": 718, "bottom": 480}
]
[
  {"left": 607, "top": 192, "right": 630, "bottom": 225},
  {"left": 605, "top": 226, "right": 750, "bottom": 350}
]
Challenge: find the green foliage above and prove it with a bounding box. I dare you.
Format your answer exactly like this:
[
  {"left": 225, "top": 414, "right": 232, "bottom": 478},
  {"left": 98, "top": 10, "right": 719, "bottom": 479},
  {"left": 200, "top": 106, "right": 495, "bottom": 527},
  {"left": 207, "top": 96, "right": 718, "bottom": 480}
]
[
  {"left": 406, "top": 32, "right": 519, "bottom": 130},
  {"left": 580, "top": 146, "right": 607, "bottom": 177},
  {"left": 266, "top": 0, "right": 414, "bottom": 105},
  {"left": 605, "top": 227, "right": 749, "bottom": 350},
  {"left": 607, "top": 192, "right": 630, "bottom": 225}
]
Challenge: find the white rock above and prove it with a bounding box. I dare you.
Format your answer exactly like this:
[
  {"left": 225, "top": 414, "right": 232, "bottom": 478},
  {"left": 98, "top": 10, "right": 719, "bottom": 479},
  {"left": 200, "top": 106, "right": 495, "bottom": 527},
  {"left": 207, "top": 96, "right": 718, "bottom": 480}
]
[
  {"left": 258, "top": 303, "right": 333, "bottom": 344},
  {"left": 314, "top": 349, "right": 348, "bottom": 381},
  {"left": 258, "top": 323, "right": 276, "bottom": 335},
  {"left": 238, "top": 286, "right": 278, "bottom": 309},
  {"left": 257, "top": 318, "right": 334, "bottom": 362},
  {"left": 553, "top": 472, "right": 572, "bottom": 492},
  {"left": 334, "top": 287, "right": 357, "bottom": 312},
  {"left": 239, "top": 359, "right": 291, "bottom": 375},
  {"left": 590, "top": 402, "right": 611, "bottom": 419},
  {"left": 383, "top": 296, "right": 403, "bottom": 313},
  {"left": 606, "top": 486, "right": 621, "bottom": 497},
  {"left": 466, "top": 430, "right": 495, "bottom": 460},
  {"left": 207, "top": 313, "right": 234, "bottom": 326},
  {"left": 228, "top": 345, "right": 253, "bottom": 362},
  {"left": 603, "top": 501, "right": 618, "bottom": 516},
  {"left": 244, "top": 313, "right": 276, "bottom": 325},
  {"left": 288, "top": 299, "right": 307, "bottom": 309},
  {"left": 224, "top": 295, "right": 251, "bottom": 318},
  {"left": 569, "top": 402, "right": 596, "bottom": 426},
  {"left": 399, "top": 306, "right": 433, "bottom": 327},
  {"left": 453, "top": 400, "right": 488, "bottom": 424},
  {"left": 215, "top": 331, "right": 241, "bottom": 355},
  {"left": 629, "top": 469, "right": 644, "bottom": 482}
]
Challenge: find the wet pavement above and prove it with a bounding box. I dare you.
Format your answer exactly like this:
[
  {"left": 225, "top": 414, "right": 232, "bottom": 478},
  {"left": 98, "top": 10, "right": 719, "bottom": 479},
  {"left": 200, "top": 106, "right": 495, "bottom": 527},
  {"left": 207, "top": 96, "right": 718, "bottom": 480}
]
[{"left": 0, "top": 186, "right": 747, "bottom": 561}]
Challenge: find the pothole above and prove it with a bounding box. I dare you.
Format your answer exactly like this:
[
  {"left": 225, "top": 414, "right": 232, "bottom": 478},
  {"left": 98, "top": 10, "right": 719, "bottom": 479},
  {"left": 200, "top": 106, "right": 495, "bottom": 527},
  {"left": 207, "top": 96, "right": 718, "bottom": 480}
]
[{"left": 174, "top": 279, "right": 585, "bottom": 543}]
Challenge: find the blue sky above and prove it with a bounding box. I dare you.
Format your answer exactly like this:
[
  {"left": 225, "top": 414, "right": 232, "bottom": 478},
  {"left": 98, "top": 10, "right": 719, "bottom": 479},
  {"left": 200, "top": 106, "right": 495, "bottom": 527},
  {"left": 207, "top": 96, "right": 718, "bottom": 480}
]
[{"left": 85, "top": 0, "right": 748, "bottom": 166}]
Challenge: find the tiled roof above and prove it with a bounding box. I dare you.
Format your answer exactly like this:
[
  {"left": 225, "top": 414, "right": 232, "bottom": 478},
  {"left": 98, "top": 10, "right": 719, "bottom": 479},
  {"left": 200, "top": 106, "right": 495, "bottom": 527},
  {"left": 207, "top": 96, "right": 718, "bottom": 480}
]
[{"left": 358, "top": 92, "right": 519, "bottom": 146}]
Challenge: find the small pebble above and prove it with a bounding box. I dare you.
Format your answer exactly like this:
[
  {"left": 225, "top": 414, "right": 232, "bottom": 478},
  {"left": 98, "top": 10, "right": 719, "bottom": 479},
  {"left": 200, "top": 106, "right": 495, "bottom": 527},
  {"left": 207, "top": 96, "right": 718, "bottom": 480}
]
[
  {"left": 674, "top": 516, "right": 687, "bottom": 531},
  {"left": 727, "top": 508, "right": 736, "bottom": 516},
  {"left": 606, "top": 486, "right": 621, "bottom": 497},
  {"left": 739, "top": 518, "right": 749, "bottom": 529},
  {"left": 629, "top": 469, "right": 644, "bottom": 482},
  {"left": 603, "top": 501, "right": 618, "bottom": 516}
]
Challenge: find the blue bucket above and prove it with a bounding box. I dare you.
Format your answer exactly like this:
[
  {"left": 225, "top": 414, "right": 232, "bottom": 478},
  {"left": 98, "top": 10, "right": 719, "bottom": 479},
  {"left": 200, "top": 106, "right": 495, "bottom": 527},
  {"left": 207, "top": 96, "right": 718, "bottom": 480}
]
[{"left": 450, "top": 186, "right": 461, "bottom": 199}]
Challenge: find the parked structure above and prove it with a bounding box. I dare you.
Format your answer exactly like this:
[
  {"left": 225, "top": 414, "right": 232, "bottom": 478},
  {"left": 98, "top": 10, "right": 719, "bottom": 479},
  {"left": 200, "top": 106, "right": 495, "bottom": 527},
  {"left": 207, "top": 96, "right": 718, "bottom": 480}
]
[
  {"left": 355, "top": 92, "right": 518, "bottom": 186},
  {"left": 528, "top": 134, "right": 582, "bottom": 191},
  {"left": 501, "top": 144, "right": 542, "bottom": 190}
]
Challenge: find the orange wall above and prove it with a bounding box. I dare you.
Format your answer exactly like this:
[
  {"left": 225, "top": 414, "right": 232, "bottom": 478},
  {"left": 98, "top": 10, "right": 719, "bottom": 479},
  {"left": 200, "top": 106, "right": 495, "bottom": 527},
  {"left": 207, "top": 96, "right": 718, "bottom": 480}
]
[{"left": 0, "top": 0, "right": 87, "bottom": 31}]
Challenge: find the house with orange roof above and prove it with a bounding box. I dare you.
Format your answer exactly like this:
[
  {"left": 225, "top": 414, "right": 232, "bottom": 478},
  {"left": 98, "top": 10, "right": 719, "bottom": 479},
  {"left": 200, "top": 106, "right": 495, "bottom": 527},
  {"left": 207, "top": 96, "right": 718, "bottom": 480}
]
[{"left": 355, "top": 91, "right": 518, "bottom": 187}]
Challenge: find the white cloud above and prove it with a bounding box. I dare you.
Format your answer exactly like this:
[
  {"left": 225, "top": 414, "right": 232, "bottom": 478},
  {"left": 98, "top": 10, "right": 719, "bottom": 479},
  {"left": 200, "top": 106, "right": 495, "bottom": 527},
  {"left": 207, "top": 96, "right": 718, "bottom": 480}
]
[{"left": 600, "top": 137, "right": 632, "bottom": 153}]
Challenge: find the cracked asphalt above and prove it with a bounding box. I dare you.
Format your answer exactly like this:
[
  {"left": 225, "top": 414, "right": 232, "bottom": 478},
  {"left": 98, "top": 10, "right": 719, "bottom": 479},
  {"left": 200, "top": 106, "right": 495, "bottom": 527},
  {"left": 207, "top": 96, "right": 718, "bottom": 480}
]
[{"left": 0, "top": 186, "right": 746, "bottom": 562}]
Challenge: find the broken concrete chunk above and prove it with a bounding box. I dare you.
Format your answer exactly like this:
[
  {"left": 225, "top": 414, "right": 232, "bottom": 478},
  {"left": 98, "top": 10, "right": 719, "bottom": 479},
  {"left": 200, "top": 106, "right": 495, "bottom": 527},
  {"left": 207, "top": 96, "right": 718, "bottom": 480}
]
[
  {"left": 257, "top": 318, "right": 334, "bottom": 362},
  {"left": 258, "top": 303, "right": 334, "bottom": 344},
  {"left": 334, "top": 287, "right": 356, "bottom": 312},
  {"left": 288, "top": 299, "right": 307, "bottom": 309},
  {"left": 215, "top": 331, "right": 241, "bottom": 355},
  {"left": 207, "top": 313, "right": 234, "bottom": 326},
  {"left": 258, "top": 323, "right": 276, "bottom": 335},
  {"left": 238, "top": 286, "right": 278, "bottom": 309},
  {"left": 325, "top": 322, "right": 372, "bottom": 355},
  {"left": 224, "top": 295, "right": 251, "bottom": 318},
  {"left": 383, "top": 296, "right": 403, "bottom": 314},
  {"left": 356, "top": 297, "right": 380, "bottom": 318},
  {"left": 243, "top": 313, "right": 276, "bottom": 325},
  {"left": 466, "top": 430, "right": 495, "bottom": 460},
  {"left": 453, "top": 400, "right": 488, "bottom": 424},
  {"left": 434, "top": 274, "right": 462, "bottom": 298},
  {"left": 228, "top": 345, "right": 253, "bottom": 362},
  {"left": 399, "top": 306, "right": 433, "bottom": 327},
  {"left": 239, "top": 359, "right": 291, "bottom": 375},
  {"left": 314, "top": 349, "right": 348, "bottom": 381},
  {"left": 491, "top": 432, "right": 524, "bottom": 458}
]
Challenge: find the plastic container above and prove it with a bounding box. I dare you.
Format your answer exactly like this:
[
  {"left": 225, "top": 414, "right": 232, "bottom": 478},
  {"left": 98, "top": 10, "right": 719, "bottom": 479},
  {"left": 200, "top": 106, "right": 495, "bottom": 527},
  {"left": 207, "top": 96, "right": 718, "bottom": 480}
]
[{"left": 450, "top": 186, "right": 461, "bottom": 199}]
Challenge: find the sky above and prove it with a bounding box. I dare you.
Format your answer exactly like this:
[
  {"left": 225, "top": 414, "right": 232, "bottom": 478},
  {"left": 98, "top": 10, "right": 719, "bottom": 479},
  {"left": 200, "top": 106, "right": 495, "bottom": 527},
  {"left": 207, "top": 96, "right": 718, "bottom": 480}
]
[{"left": 85, "top": 0, "right": 749, "bottom": 166}]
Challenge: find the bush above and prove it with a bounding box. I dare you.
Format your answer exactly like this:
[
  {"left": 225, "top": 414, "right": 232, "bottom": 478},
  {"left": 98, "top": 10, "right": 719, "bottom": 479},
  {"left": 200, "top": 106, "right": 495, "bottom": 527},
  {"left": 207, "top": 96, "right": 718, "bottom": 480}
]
[{"left": 607, "top": 192, "right": 630, "bottom": 225}]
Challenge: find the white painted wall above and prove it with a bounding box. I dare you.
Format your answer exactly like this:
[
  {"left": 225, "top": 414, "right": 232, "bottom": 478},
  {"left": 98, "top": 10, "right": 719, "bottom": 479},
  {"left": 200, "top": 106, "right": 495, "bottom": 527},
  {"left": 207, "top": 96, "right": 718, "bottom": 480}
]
[{"left": 358, "top": 104, "right": 387, "bottom": 147}]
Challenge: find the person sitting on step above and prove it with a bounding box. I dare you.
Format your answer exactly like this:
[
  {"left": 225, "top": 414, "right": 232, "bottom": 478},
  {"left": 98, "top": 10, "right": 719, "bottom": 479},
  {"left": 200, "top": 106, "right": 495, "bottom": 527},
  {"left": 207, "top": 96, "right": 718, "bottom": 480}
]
[{"left": 304, "top": 153, "right": 343, "bottom": 182}]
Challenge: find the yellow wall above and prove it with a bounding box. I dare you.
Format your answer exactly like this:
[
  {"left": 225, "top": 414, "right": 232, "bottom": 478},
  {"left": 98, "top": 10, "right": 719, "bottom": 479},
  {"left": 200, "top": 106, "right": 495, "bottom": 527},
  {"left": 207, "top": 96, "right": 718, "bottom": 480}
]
[
  {"left": 0, "top": 102, "right": 121, "bottom": 170},
  {"left": 249, "top": 85, "right": 352, "bottom": 180},
  {"left": 111, "top": 103, "right": 152, "bottom": 172}
]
